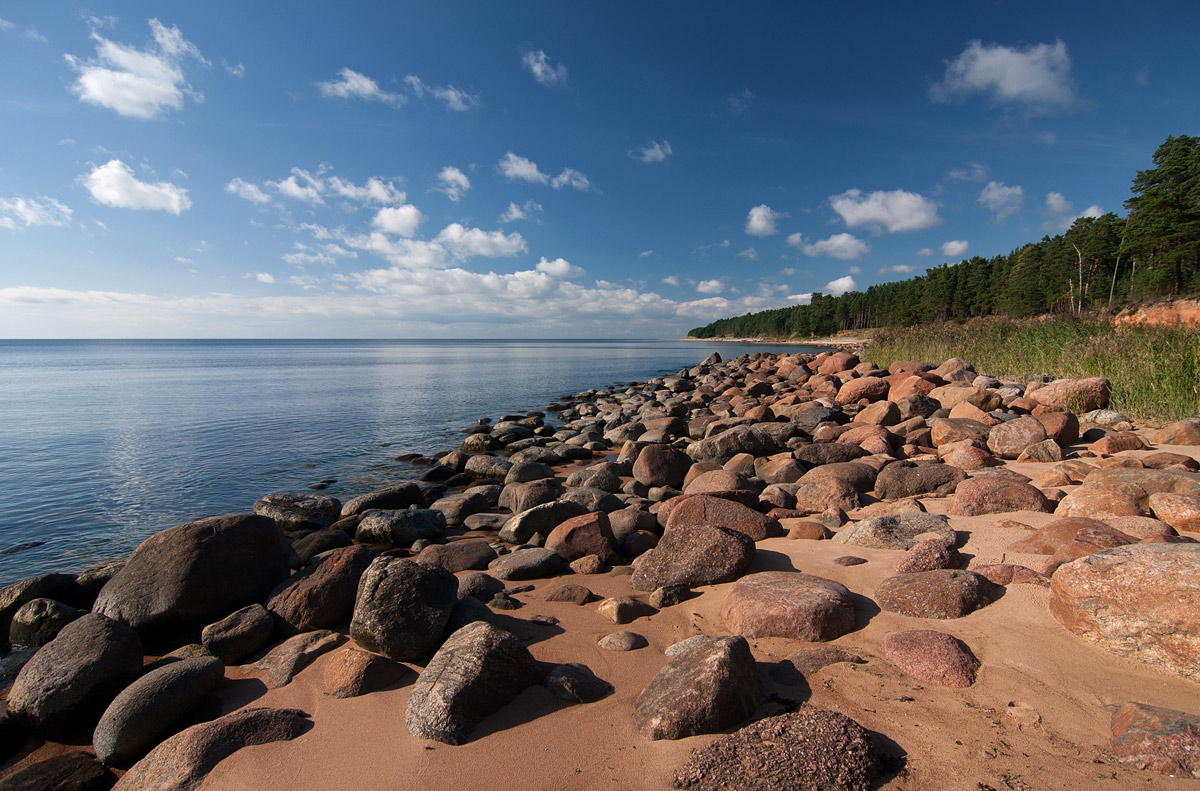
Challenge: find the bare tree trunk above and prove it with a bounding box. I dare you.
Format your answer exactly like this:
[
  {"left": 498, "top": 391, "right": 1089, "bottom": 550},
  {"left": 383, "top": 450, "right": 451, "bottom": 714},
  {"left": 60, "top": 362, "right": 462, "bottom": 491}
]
[
  {"left": 1110, "top": 224, "right": 1129, "bottom": 311},
  {"left": 1072, "top": 243, "right": 1083, "bottom": 314}
]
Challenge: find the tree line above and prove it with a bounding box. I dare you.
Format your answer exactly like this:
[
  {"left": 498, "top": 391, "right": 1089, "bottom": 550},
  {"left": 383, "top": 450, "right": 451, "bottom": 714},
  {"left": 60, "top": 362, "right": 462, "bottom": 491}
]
[{"left": 688, "top": 134, "right": 1200, "bottom": 339}]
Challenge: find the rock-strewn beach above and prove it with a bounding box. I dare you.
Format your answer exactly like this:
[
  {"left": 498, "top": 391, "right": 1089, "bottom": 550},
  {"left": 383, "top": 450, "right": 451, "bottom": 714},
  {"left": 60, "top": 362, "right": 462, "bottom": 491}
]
[{"left": 1, "top": 349, "right": 1199, "bottom": 790}]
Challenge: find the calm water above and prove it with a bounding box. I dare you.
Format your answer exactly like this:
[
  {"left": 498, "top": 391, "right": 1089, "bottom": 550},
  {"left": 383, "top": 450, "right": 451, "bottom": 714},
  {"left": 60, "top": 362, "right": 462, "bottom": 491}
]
[{"left": 0, "top": 339, "right": 819, "bottom": 583}]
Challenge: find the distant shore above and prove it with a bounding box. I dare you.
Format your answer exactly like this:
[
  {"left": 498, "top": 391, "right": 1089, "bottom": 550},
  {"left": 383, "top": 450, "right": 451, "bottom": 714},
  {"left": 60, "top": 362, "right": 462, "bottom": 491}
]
[{"left": 678, "top": 335, "right": 871, "bottom": 351}]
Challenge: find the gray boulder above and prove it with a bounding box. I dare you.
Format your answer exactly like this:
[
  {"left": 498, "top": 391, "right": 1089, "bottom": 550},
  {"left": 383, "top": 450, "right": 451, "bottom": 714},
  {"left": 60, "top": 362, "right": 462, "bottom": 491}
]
[
  {"left": 630, "top": 524, "right": 755, "bottom": 592},
  {"left": 354, "top": 509, "right": 446, "bottom": 548},
  {"left": 200, "top": 604, "right": 274, "bottom": 664},
  {"left": 499, "top": 479, "right": 566, "bottom": 514},
  {"left": 267, "top": 545, "right": 377, "bottom": 633},
  {"left": 0, "top": 751, "right": 112, "bottom": 791},
  {"left": 253, "top": 492, "right": 341, "bottom": 531},
  {"left": 255, "top": 629, "right": 345, "bottom": 688},
  {"left": 339, "top": 481, "right": 423, "bottom": 517},
  {"left": 873, "top": 461, "right": 967, "bottom": 500},
  {"left": 831, "top": 512, "right": 957, "bottom": 550},
  {"left": 349, "top": 557, "right": 458, "bottom": 661},
  {"left": 488, "top": 548, "right": 564, "bottom": 581},
  {"left": 9, "top": 598, "right": 85, "bottom": 648},
  {"left": 498, "top": 500, "right": 589, "bottom": 544},
  {"left": 634, "top": 635, "right": 759, "bottom": 740}
]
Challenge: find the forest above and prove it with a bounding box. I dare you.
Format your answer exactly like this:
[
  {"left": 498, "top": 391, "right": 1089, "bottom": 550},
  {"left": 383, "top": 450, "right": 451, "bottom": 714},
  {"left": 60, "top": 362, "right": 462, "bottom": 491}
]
[{"left": 688, "top": 135, "right": 1200, "bottom": 339}]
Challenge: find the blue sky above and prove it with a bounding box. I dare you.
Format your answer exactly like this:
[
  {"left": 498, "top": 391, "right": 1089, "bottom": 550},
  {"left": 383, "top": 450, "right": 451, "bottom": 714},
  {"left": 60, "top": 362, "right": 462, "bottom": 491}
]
[{"left": 1, "top": 1, "right": 1197, "bottom": 337}]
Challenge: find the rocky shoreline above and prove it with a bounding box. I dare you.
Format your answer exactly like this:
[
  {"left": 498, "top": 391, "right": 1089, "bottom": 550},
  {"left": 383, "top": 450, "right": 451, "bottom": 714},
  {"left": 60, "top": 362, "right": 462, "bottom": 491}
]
[{"left": 1, "top": 349, "right": 1199, "bottom": 789}]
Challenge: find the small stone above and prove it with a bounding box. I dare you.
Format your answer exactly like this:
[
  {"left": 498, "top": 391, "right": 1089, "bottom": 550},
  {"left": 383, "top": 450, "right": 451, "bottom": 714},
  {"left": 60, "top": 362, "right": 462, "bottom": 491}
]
[
  {"left": 569, "top": 554, "right": 608, "bottom": 575},
  {"left": 881, "top": 629, "right": 979, "bottom": 687},
  {"left": 255, "top": 630, "right": 345, "bottom": 689},
  {"left": 543, "top": 663, "right": 614, "bottom": 703},
  {"left": 321, "top": 647, "right": 407, "bottom": 699},
  {"left": 597, "top": 596, "right": 655, "bottom": 624},
  {"left": 598, "top": 631, "right": 648, "bottom": 651},
  {"left": 545, "top": 583, "right": 594, "bottom": 605},
  {"left": 649, "top": 584, "right": 692, "bottom": 608},
  {"left": 834, "top": 556, "right": 868, "bottom": 567},
  {"left": 488, "top": 593, "right": 521, "bottom": 610}
]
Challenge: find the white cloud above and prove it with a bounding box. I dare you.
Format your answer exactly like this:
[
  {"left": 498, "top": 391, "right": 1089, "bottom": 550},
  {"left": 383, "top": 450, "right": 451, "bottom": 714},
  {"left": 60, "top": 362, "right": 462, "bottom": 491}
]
[
  {"left": 403, "top": 75, "right": 479, "bottom": 111},
  {"left": 328, "top": 176, "right": 405, "bottom": 205},
  {"left": 372, "top": 205, "right": 424, "bottom": 237},
  {"left": 728, "top": 89, "right": 754, "bottom": 115},
  {"left": 830, "top": 189, "right": 941, "bottom": 232},
  {"left": 282, "top": 242, "right": 356, "bottom": 267},
  {"left": 0, "top": 196, "right": 73, "bottom": 229},
  {"left": 823, "top": 275, "right": 858, "bottom": 296},
  {"left": 696, "top": 279, "right": 724, "bottom": 294},
  {"left": 0, "top": 18, "right": 12, "bottom": 33},
  {"left": 435, "top": 167, "right": 470, "bottom": 202},
  {"left": 916, "top": 248, "right": 933, "bottom": 257},
  {"left": 880, "top": 264, "right": 919, "bottom": 274},
  {"left": 226, "top": 177, "right": 271, "bottom": 204},
  {"left": 661, "top": 275, "right": 680, "bottom": 287},
  {"left": 949, "top": 162, "right": 990, "bottom": 182},
  {"left": 499, "top": 152, "right": 549, "bottom": 184},
  {"left": 270, "top": 167, "right": 326, "bottom": 205},
  {"left": 317, "top": 67, "right": 405, "bottom": 106},
  {"left": 737, "top": 248, "right": 759, "bottom": 260},
  {"left": 786, "top": 232, "right": 870, "bottom": 260},
  {"left": 84, "top": 159, "right": 191, "bottom": 214},
  {"left": 1043, "top": 192, "right": 1103, "bottom": 231},
  {"left": 978, "top": 180, "right": 1024, "bottom": 219},
  {"left": 941, "top": 240, "right": 969, "bottom": 258},
  {"left": 223, "top": 60, "right": 245, "bottom": 78},
  {"left": 550, "top": 168, "right": 591, "bottom": 191},
  {"left": 289, "top": 275, "right": 321, "bottom": 290},
  {"left": 640, "top": 250, "right": 654, "bottom": 258},
  {"left": 929, "top": 39, "right": 1077, "bottom": 112},
  {"left": 535, "top": 257, "right": 584, "bottom": 279},
  {"left": 787, "top": 293, "right": 813, "bottom": 305},
  {"left": 746, "top": 204, "right": 783, "bottom": 237},
  {"left": 250, "top": 272, "right": 275, "bottom": 284},
  {"left": 499, "top": 200, "right": 543, "bottom": 223},
  {"left": 434, "top": 223, "right": 527, "bottom": 260},
  {"left": 633, "top": 140, "right": 672, "bottom": 164},
  {"left": 521, "top": 49, "right": 567, "bottom": 86},
  {"left": 64, "top": 18, "right": 207, "bottom": 119}
]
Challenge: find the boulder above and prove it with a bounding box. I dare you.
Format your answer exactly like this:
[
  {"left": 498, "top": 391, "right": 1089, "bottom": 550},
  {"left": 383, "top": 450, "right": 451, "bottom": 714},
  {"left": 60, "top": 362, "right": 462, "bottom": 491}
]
[
  {"left": 949, "top": 476, "right": 1053, "bottom": 516},
  {"left": 543, "top": 663, "right": 614, "bottom": 703},
  {"left": 253, "top": 492, "right": 341, "bottom": 531},
  {"left": 1049, "top": 544, "right": 1200, "bottom": 680},
  {"left": 93, "top": 514, "right": 293, "bottom": 632},
  {"left": 881, "top": 629, "right": 979, "bottom": 688},
  {"left": 686, "top": 425, "right": 783, "bottom": 463},
  {"left": 7, "top": 613, "right": 143, "bottom": 739},
  {"left": 498, "top": 500, "right": 589, "bottom": 544},
  {"left": 597, "top": 631, "right": 648, "bottom": 651},
  {"left": 1151, "top": 419, "right": 1200, "bottom": 446},
  {"left": 0, "top": 752, "right": 112, "bottom": 791},
  {"left": 429, "top": 491, "right": 491, "bottom": 527},
  {"left": 488, "top": 548, "right": 564, "bottom": 581},
  {"left": 339, "top": 481, "right": 423, "bottom": 517},
  {"left": 463, "top": 455, "right": 513, "bottom": 480},
  {"left": 0, "top": 573, "right": 84, "bottom": 644},
  {"left": 499, "top": 479, "right": 565, "bottom": 515},
  {"left": 112, "top": 707, "right": 308, "bottom": 791},
  {"left": 874, "top": 570, "right": 1000, "bottom": 619},
  {"left": 720, "top": 572, "right": 855, "bottom": 641},
  {"left": 291, "top": 528, "right": 353, "bottom": 565},
  {"left": 663, "top": 495, "right": 779, "bottom": 542},
  {"left": 93, "top": 656, "right": 225, "bottom": 767},
  {"left": 873, "top": 461, "right": 967, "bottom": 500},
  {"left": 201, "top": 604, "right": 274, "bottom": 664},
  {"left": 415, "top": 541, "right": 498, "bottom": 573},
  {"left": 634, "top": 635, "right": 759, "bottom": 740},
  {"left": 986, "top": 416, "right": 1047, "bottom": 460},
  {"left": 8, "top": 598, "right": 84, "bottom": 649},
  {"left": 354, "top": 509, "right": 446, "bottom": 548},
  {"left": 349, "top": 557, "right": 458, "bottom": 661},
  {"left": 831, "top": 512, "right": 955, "bottom": 550},
  {"left": 1109, "top": 702, "right": 1200, "bottom": 778},
  {"left": 255, "top": 629, "right": 345, "bottom": 688},
  {"left": 321, "top": 647, "right": 407, "bottom": 699},
  {"left": 1027, "top": 377, "right": 1110, "bottom": 411},
  {"left": 267, "top": 545, "right": 376, "bottom": 633},
  {"left": 895, "top": 538, "right": 960, "bottom": 574},
  {"left": 404, "top": 622, "right": 540, "bottom": 745},
  {"left": 929, "top": 418, "right": 990, "bottom": 448},
  {"left": 792, "top": 443, "right": 868, "bottom": 466},
  {"left": 1054, "top": 488, "right": 1145, "bottom": 520},
  {"left": 630, "top": 524, "right": 755, "bottom": 592},
  {"left": 835, "top": 376, "right": 890, "bottom": 404},
  {"left": 792, "top": 477, "right": 861, "bottom": 513},
  {"left": 545, "top": 512, "right": 618, "bottom": 564},
  {"left": 1148, "top": 492, "right": 1200, "bottom": 533}
]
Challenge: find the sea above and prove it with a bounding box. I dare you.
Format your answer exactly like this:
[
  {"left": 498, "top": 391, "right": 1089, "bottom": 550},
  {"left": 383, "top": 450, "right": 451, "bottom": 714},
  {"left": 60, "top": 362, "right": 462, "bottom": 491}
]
[{"left": 0, "top": 339, "right": 823, "bottom": 584}]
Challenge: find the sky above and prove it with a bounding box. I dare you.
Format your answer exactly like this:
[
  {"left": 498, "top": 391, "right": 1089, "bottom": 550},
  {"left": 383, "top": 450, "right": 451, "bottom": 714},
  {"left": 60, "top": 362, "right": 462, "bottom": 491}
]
[{"left": 1, "top": 1, "right": 1197, "bottom": 338}]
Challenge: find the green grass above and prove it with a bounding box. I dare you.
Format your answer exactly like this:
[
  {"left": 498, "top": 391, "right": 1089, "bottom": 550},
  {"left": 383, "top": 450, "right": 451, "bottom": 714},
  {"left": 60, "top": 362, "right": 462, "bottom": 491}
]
[{"left": 864, "top": 316, "right": 1200, "bottom": 423}]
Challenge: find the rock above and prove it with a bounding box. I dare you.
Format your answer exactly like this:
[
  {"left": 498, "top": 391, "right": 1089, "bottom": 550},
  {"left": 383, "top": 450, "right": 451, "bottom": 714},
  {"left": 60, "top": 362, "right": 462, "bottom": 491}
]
[
  {"left": 340, "top": 481, "right": 423, "bottom": 517},
  {"left": 1152, "top": 419, "right": 1200, "bottom": 446},
  {"left": 686, "top": 425, "right": 784, "bottom": 463},
  {"left": 253, "top": 492, "right": 341, "bottom": 531},
  {"left": 256, "top": 629, "right": 345, "bottom": 688},
  {"left": 1149, "top": 492, "right": 1200, "bottom": 533},
  {"left": 671, "top": 708, "right": 880, "bottom": 791},
  {"left": 940, "top": 441, "right": 996, "bottom": 471},
  {"left": 834, "top": 556, "right": 868, "bottom": 566},
  {"left": 201, "top": 604, "right": 274, "bottom": 664},
  {"left": 1035, "top": 411, "right": 1081, "bottom": 445},
  {"left": 463, "top": 454, "right": 513, "bottom": 479},
  {"left": 874, "top": 570, "right": 1000, "bottom": 619},
  {"left": 783, "top": 519, "right": 830, "bottom": 540},
  {"left": 1005, "top": 517, "right": 1121, "bottom": 554},
  {"left": 1055, "top": 488, "right": 1145, "bottom": 519},
  {"left": 569, "top": 554, "right": 609, "bottom": 574},
  {"left": 1049, "top": 544, "right": 1200, "bottom": 680},
  {"left": 543, "top": 662, "right": 613, "bottom": 703},
  {"left": 499, "top": 479, "right": 565, "bottom": 515},
  {"left": 457, "top": 572, "right": 506, "bottom": 603},
  {"left": 545, "top": 512, "right": 618, "bottom": 563},
  {"left": 267, "top": 545, "right": 376, "bottom": 633},
  {"left": 0, "top": 751, "right": 113, "bottom": 791},
  {"left": 782, "top": 646, "right": 867, "bottom": 676},
  {"left": 488, "top": 548, "right": 564, "bottom": 581},
  {"left": 1028, "top": 377, "right": 1110, "bottom": 411},
  {"left": 971, "top": 563, "right": 1050, "bottom": 587},
  {"left": 93, "top": 656, "right": 225, "bottom": 767},
  {"left": 546, "top": 583, "right": 594, "bottom": 605},
  {"left": 720, "top": 572, "right": 855, "bottom": 641},
  {"left": 560, "top": 486, "right": 624, "bottom": 513},
  {"left": 597, "top": 597, "right": 655, "bottom": 624},
  {"left": 291, "top": 528, "right": 353, "bottom": 565},
  {"left": 800, "top": 462, "right": 877, "bottom": 493},
  {"left": 895, "top": 538, "right": 959, "bottom": 573},
  {"left": 93, "top": 514, "right": 293, "bottom": 632},
  {"left": 949, "top": 476, "right": 1053, "bottom": 516},
  {"left": 112, "top": 707, "right": 308, "bottom": 791},
  {"left": 792, "top": 443, "right": 869, "bottom": 466},
  {"left": 429, "top": 491, "right": 491, "bottom": 527},
  {"left": 598, "top": 630, "right": 648, "bottom": 651},
  {"left": 415, "top": 541, "right": 498, "bottom": 573},
  {"left": 404, "top": 621, "right": 540, "bottom": 745},
  {"left": 630, "top": 524, "right": 755, "bottom": 592},
  {"left": 608, "top": 508, "right": 660, "bottom": 543},
  {"left": 634, "top": 635, "right": 759, "bottom": 740},
  {"left": 321, "top": 646, "right": 407, "bottom": 698},
  {"left": 7, "top": 613, "right": 143, "bottom": 739},
  {"left": 831, "top": 512, "right": 956, "bottom": 550},
  {"left": 1109, "top": 702, "right": 1200, "bottom": 778},
  {"left": 930, "top": 418, "right": 991, "bottom": 448},
  {"left": 504, "top": 460, "right": 556, "bottom": 484},
  {"left": 354, "top": 508, "right": 446, "bottom": 548},
  {"left": 986, "top": 416, "right": 1047, "bottom": 459},
  {"left": 498, "top": 500, "right": 589, "bottom": 544},
  {"left": 650, "top": 584, "right": 692, "bottom": 608},
  {"left": 1016, "top": 439, "right": 1063, "bottom": 463},
  {"left": 873, "top": 461, "right": 966, "bottom": 500},
  {"left": 349, "top": 557, "right": 458, "bottom": 661},
  {"left": 881, "top": 629, "right": 979, "bottom": 687},
  {"left": 663, "top": 494, "right": 779, "bottom": 542},
  {"left": 8, "top": 598, "right": 84, "bottom": 648},
  {"left": 0, "top": 573, "right": 84, "bottom": 643},
  {"left": 680, "top": 468, "right": 755, "bottom": 498},
  {"left": 1142, "top": 452, "right": 1200, "bottom": 471},
  {"left": 792, "top": 477, "right": 861, "bottom": 513}
]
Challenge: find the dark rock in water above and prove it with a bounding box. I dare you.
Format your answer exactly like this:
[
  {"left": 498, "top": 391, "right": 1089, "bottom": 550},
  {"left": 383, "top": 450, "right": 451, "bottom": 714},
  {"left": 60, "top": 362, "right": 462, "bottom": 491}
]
[
  {"left": 415, "top": 541, "right": 498, "bottom": 573},
  {"left": 0, "top": 751, "right": 113, "bottom": 791},
  {"left": 350, "top": 557, "right": 458, "bottom": 661},
  {"left": 92, "top": 514, "right": 293, "bottom": 633},
  {"left": 339, "top": 481, "right": 423, "bottom": 517},
  {"left": 267, "top": 545, "right": 377, "bottom": 634},
  {"left": 256, "top": 630, "right": 345, "bottom": 689},
  {"left": 201, "top": 604, "right": 274, "bottom": 664},
  {"left": 0, "top": 573, "right": 82, "bottom": 645},
  {"left": 321, "top": 646, "right": 408, "bottom": 699},
  {"left": 112, "top": 707, "right": 308, "bottom": 791},
  {"left": 9, "top": 598, "right": 85, "bottom": 648},
  {"left": 456, "top": 572, "right": 506, "bottom": 602},
  {"left": 0, "top": 540, "right": 45, "bottom": 557},
  {"left": 1109, "top": 701, "right": 1200, "bottom": 778},
  {"left": 630, "top": 524, "right": 755, "bottom": 592},
  {"left": 354, "top": 508, "right": 446, "bottom": 548},
  {"left": 7, "top": 613, "right": 143, "bottom": 740},
  {"left": 93, "top": 655, "right": 225, "bottom": 767},
  {"left": 405, "top": 621, "right": 541, "bottom": 745},
  {"left": 291, "top": 528, "right": 352, "bottom": 566},
  {"left": 544, "top": 662, "right": 613, "bottom": 703},
  {"left": 671, "top": 708, "right": 881, "bottom": 791},
  {"left": 875, "top": 569, "right": 1000, "bottom": 619},
  {"left": 489, "top": 548, "right": 563, "bottom": 581},
  {"left": 253, "top": 492, "right": 342, "bottom": 531},
  {"left": 634, "top": 634, "right": 759, "bottom": 740}
]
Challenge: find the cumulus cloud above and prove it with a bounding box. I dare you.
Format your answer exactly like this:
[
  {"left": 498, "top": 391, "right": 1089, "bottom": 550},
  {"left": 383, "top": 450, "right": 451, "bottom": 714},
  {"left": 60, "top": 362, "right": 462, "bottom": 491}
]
[
  {"left": 521, "top": 49, "right": 567, "bottom": 86},
  {"left": 0, "top": 196, "right": 73, "bottom": 230},
  {"left": 661, "top": 275, "right": 680, "bottom": 287},
  {"left": 223, "top": 60, "right": 245, "bottom": 77},
  {"left": 696, "top": 279, "right": 724, "bottom": 294},
  {"left": 929, "top": 39, "right": 1077, "bottom": 112},
  {"left": 830, "top": 189, "right": 941, "bottom": 232},
  {"left": 499, "top": 200, "right": 543, "bottom": 223},
  {"left": 737, "top": 248, "right": 759, "bottom": 260},
  {"left": 250, "top": 272, "right": 275, "bottom": 284},
  {"left": 372, "top": 205, "right": 424, "bottom": 237},
  {"left": 1043, "top": 192, "right": 1103, "bottom": 231},
  {"left": 317, "top": 67, "right": 405, "bottom": 106},
  {"left": 948, "top": 162, "right": 990, "bottom": 182},
  {"left": 633, "top": 140, "right": 672, "bottom": 164},
  {"left": 84, "top": 159, "right": 191, "bottom": 214},
  {"left": 535, "top": 257, "right": 584, "bottom": 278},
  {"left": 550, "top": 168, "right": 591, "bottom": 191},
  {"left": 823, "top": 275, "right": 858, "bottom": 296},
  {"left": 880, "top": 264, "right": 919, "bottom": 274},
  {"left": 435, "top": 224, "right": 527, "bottom": 260},
  {"left": 403, "top": 75, "right": 479, "bottom": 111},
  {"left": 941, "top": 240, "right": 969, "bottom": 258},
  {"left": 745, "top": 204, "right": 783, "bottom": 237},
  {"left": 787, "top": 293, "right": 813, "bottom": 305},
  {"left": 978, "top": 180, "right": 1024, "bottom": 220},
  {"left": 435, "top": 166, "right": 470, "bottom": 202},
  {"left": 916, "top": 248, "right": 933, "bottom": 257},
  {"left": 498, "top": 153, "right": 590, "bottom": 191},
  {"left": 328, "top": 176, "right": 405, "bottom": 205},
  {"left": 64, "top": 18, "right": 208, "bottom": 119},
  {"left": 226, "top": 178, "right": 271, "bottom": 204},
  {"left": 786, "top": 232, "right": 871, "bottom": 260}
]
